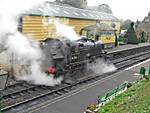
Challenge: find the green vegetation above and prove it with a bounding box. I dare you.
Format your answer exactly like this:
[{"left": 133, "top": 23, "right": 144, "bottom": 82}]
[{"left": 98, "top": 78, "right": 150, "bottom": 113}]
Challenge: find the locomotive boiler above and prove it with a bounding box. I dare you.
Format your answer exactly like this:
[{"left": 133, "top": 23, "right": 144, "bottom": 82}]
[{"left": 41, "top": 37, "right": 106, "bottom": 79}]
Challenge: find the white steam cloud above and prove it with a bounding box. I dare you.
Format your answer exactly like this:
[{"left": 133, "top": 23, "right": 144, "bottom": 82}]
[
  {"left": 16, "top": 61, "right": 63, "bottom": 86},
  {"left": 0, "top": 0, "right": 63, "bottom": 86},
  {"left": 87, "top": 59, "right": 117, "bottom": 74},
  {"left": 0, "top": 0, "right": 116, "bottom": 86},
  {"left": 0, "top": 0, "right": 43, "bottom": 33},
  {"left": 55, "top": 22, "right": 80, "bottom": 41}
]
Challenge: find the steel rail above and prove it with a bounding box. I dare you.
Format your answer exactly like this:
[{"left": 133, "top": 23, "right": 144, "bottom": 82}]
[{"left": 2, "top": 50, "right": 150, "bottom": 112}]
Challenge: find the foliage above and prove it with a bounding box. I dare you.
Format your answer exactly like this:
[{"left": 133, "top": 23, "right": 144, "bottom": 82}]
[
  {"left": 62, "top": 0, "right": 87, "bottom": 9},
  {"left": 97, "top": 4, "right": 113, "bottom": 14},
  {"left": 98, "top": 77, "right": 150, "bottom": 113},
  {"left": 121, "top": 19, "right": 132, "bottom": 30},
  {"left": 88, "top": 4, "right": 113, "bottom": 14}
]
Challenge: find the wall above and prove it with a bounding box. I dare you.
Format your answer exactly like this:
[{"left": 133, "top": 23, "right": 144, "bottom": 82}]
[
  {"left": 69, "top": 18, "right": 96, "bottom": 35},
  {"left": 22, "top": 16, "right": 69, "bottom": 40},
  {"left": 21, "top": 15, "right": 120, "bottom": 41}
]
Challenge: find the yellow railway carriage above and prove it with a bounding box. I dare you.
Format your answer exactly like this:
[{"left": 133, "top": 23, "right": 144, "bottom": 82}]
[
  {"left": 81, "top": 23, "right": 116, "bottom": 48},
  {"left": 100, "top": 31, "right": 116, "bottom": 44}
]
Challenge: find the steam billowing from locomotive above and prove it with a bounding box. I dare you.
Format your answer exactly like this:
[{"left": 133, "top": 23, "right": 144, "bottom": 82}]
[
  {"left": 0, "top": 0, "right": 64, "bottom": 86},
  {"left": 0, "top": 0, "right": 116, "bottom": 86}
]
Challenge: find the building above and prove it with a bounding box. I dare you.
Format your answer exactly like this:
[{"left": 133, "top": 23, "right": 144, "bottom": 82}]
[
  {"left": 19, "top": 2, "right": 120, "bottom": 41},
  {"left": 136, "top": 12, "right": 150, "bottom": 41}
]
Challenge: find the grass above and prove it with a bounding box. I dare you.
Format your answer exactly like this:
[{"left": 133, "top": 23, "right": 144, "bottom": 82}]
[{"left": 98, "top": 78, "right": 150, "bottom": 113}]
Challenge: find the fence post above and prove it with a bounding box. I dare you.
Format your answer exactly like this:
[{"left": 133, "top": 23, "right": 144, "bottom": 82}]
[
  {"left": 148, "top": 67, "right": 150, "bottom": 76},
  {"left": 115, "top": 87, "right": 118, "bottom": 96},
  {"left": 97, "top": 96, "right": 100, "bottom": 104},
  {"left": 139, "top": 67, "right": 146, "bottom": 77}
]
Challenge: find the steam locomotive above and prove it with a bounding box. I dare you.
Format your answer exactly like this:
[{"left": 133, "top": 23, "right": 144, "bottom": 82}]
[{"left": 41, "top": 37, "right": 106, "bottom": 79}]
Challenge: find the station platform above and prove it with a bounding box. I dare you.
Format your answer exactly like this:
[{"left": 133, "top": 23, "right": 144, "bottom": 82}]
[
  {"left": 107, "top": 42, "right": 150, "bottom": 54},
  {"left": 21, "top": 59, "right": 150, "bottom": 113}
]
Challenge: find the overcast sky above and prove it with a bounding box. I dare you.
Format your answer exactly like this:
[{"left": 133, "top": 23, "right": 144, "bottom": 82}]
[{"left": 87, "top": 0, "right": 150, "bottom": 21}]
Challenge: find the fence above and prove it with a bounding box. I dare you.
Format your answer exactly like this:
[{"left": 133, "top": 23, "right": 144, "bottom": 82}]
[
  {"left": 139, "top": 67, "right": 150, "bottom": 77},
  {"left": 98, "top": 82, "right": 128, "bottom": 105}
]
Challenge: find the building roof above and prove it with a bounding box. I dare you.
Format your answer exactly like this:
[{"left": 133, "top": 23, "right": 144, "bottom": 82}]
[
  {"left": 24, "top": 2, "right": 119, "bottom": 22},
  {"left": 140, "top": 23, "right": 150, "bottom": 32},
  {"left": 143, "top": 16, "right": 150, "bottom": 23},
  {"left": 137, "top": 13, "right": 150, "bottom": 32}
]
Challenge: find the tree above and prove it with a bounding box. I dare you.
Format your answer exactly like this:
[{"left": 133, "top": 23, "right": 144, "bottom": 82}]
[
  {"left": 124, "top": 22, "right": 139, "bottom": 44},
  {"left": 62, "top": 0, "right": 87, "bottom": 9},
  {"left": 88, "top": 4, "right": 113, "bottom": 14},
  {"left": 121, "top": 19, "right": 132, "bottom": 30},
  {"left": 97, "top": 4, "right": 113, "bottom": 14}
]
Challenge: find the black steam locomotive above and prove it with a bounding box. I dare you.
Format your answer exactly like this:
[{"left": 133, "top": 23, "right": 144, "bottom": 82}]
[{"left": 41, "top": 37, "right": 106, "bottom": 79}]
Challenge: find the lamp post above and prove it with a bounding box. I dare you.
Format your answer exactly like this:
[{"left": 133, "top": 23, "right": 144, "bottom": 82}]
[{"left": 0, "top": 70, "right": 8, "bottom": 113}]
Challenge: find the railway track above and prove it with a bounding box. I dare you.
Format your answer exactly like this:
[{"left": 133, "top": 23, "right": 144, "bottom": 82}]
[{"left": 2, "top": 49, "right": 150, "bottom": 113}]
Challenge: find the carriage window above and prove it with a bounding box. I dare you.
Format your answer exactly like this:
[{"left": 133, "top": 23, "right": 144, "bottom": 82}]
[
  {"left": 95, "top": 32, "right": 99, "bottom": 41},
  {"left": 101, "top": 31, "right": 114, "bottom": 35},
  {"left": 99, "top": 32, "right": 101, "bottom": 40},
  {"left": 87, "top": 31, "right": 93, "bottom": 39},
  {"left": 109, "top": 31, "right": 115, "bottom": 35},
  {"left": 87, "top": 31, "right": 94, "bottom": 39}
]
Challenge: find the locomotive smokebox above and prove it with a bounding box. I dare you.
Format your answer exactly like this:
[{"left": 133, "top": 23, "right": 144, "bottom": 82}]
[{"left": 42, "top": 38, "right": 68, "bottom": 78}]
